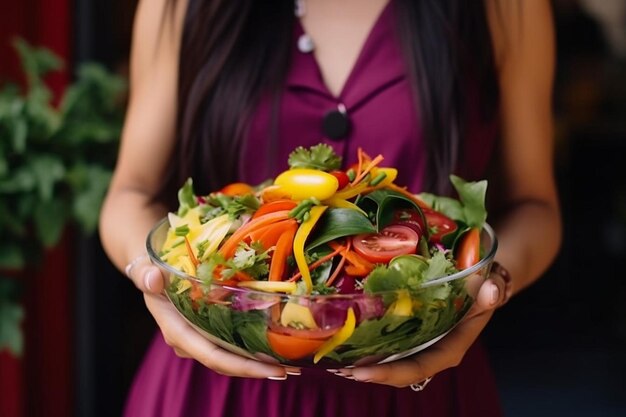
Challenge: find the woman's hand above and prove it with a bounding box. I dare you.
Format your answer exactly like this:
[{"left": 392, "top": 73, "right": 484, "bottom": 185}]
[
  {"left": 336, "top": 271, "right": 511, "bottom": 388},
  {"left": 126, "top": 256, "right": 290, "bottom": 380}
]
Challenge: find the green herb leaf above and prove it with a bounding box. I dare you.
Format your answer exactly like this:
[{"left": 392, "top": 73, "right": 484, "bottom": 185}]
[
  {"left": 177, "top": 178, "right": 198, "bottom": 217},
  {"left": 423, "top": 251, "right": 456, "bottom": 281},
  {"left": 232, "top": 310, "right": 274, "bottom": 355},
  {"left": 288, "top": 143, "right": 342, "bottom": 171},
  {"left": 450, "top": 175, "right": 487, "bottom": 228},
  {"left": 418, "top": 176, "right": 487, "bottom": 229}
]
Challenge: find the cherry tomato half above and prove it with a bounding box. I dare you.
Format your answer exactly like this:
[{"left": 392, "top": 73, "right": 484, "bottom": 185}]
[
  {"left": 219, "top": 182, "right": 254, "bottom": 196},
  {"left": 329, "top": 170, "right": 350, "bottom": 190},
  {"left": 352, "top": 225, "right": 419, "bottom": 263},
  {"left": 423, "top": 208, "right": 458, "bottom": 244}
]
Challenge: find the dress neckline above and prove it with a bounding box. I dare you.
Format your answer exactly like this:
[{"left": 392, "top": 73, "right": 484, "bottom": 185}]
[{"left": 290, "top": 1, "right": 395, "bottom": 103}]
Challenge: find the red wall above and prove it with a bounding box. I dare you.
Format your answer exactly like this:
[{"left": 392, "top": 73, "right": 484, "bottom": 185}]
[{"left": 0, "top": 1, "right": 73, "bottom": 416}]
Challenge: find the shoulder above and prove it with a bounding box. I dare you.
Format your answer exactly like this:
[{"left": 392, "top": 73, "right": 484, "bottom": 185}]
[{"left": 130, "top": 0, "right": 189, "bottom": 87}]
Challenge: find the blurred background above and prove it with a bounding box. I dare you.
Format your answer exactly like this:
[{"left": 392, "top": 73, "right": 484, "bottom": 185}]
[{"left": 0, "top": 0, "right": 624, "bottom": 416}]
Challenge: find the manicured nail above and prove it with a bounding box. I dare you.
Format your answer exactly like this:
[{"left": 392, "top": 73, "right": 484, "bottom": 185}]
[
  {"left": 326, "top": 369, "right": 339, "bottom": 373},
  {"left": 491, "top": 283, "right": 499, "bottom": 306},
  {"left": 144, "top": 271, "right": 153, "bottom": 292},
  {"left": 286, "top": 369, "right": 301, "bottom": 376},
  {"left": 267, "top": 375, "right": 288, "bottom": 381}
]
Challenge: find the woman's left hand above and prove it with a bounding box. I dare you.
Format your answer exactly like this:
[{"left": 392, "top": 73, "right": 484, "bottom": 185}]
[{"left": 336, "top": 271, "right": 510, "bottom": 388}]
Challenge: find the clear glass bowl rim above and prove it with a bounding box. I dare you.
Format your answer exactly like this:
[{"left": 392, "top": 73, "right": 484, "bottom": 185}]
[{"left": 146, "top": 217, "right": 498, "bottom": 300}]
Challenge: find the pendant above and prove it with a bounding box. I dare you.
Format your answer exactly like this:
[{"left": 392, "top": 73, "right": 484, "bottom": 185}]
[{"left": 297, "top": 33, "right": 315, "bottom": 53}]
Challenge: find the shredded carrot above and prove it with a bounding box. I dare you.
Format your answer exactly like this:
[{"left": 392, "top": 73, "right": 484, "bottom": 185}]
[
  {"left": 219, "top": 210, "right": 291, "bottom": 258},
  {"left": 351, "top": 154, "right": 384, "bottom": 186},
  {"left": 326, "top": 240, "right": 351, "bottom": 287},
  {"left": 288, "top": 244, "right": 345, "bottom": 282},
  {"left": 329, "top": 241, "right": 374, "bottom": 276},
  {"left": 356, "top": 148, "right": 364, "bottom": 180},
  {"left": 185, "top": 237, "right": 199, "bottom": 267}
]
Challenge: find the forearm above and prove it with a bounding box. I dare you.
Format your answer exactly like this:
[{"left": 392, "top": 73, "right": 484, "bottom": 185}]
[
  {"left": 99, "top": 185, "right": 168, "bottom": 273},
  {"left": 492, "top": 198, "right": 561, "bottom": 296}
]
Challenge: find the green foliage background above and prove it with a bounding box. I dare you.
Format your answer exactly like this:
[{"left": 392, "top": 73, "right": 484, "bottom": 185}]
[{"left": 0, "top": 39, "right": 126, "bottom": 355}]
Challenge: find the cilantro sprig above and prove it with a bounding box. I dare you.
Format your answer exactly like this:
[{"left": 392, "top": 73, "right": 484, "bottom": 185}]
[{"left": 288, "top": 144, "right": 342, "bottom": 171}]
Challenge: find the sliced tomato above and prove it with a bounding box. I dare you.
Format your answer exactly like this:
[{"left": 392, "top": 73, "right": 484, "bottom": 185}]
[
  {"left": 352, "top": 225, "right": 419, "bottom": 263},
  {"left": 392, "top": 208, "right": 426, "bottom": 236},
  {"left": 266, "top": 329, "right": 327, "bottom": 361},
  {"left": 423, "top": 208, "right": 458, "bottom": 244},
  {"left": 329, "top": 170, "right": 350, "bottom": 190}
]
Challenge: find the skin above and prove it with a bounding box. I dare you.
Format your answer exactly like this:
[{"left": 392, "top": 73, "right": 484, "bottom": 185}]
[{"left": 99, "top": 0, "right": 561, "bottom": 386}]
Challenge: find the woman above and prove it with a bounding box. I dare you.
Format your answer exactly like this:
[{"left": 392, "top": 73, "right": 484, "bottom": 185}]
[{"left": 100, "top": 0, "right": 561, "bottom": 415}]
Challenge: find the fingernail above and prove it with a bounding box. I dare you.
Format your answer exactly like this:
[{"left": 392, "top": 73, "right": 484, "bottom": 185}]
[
  {"left": 326, "top": 369, "right": 339, "bottom": 373},
  {"left": 267, "top": 375, "right": 288, "bottom": 381},
  {"left": 343, "top": 375, "right": 356, "bottom": 380},
  {"left": 286, "top": 370, "right": 301, "bottom": 376},
  {"left": 144, "top": 271, "right": 153, "bottom": 292},
  {"left": 491, "top": 283, "right": 499, "bottom": 306}
]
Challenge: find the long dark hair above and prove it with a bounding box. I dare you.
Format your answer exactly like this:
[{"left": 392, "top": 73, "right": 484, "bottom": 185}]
[{"left": 159, "top": 0, "right": 498, "bottom": 205}]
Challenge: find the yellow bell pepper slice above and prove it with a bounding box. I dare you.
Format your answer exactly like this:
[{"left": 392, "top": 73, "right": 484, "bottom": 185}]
[
  {"left": 280, "top": 302, "right": 318, "bottom": 329},
  {"left": 293, "top": 205, "right": 327, "bottom": 293},
  {"left": 332, "top": 181, "right": 369, "bottom": 200},
  {"left": 390, "top": 290, "right": 413, "bottom": 316},
  {"left": 324, "top": 197, "right": 367, "bottom": 217},
  {"left": 237, "top": 281, "right": 297, "bottom": 293},
  {"left": 313, "top": 307, "right": 356, "bottom": 363}
]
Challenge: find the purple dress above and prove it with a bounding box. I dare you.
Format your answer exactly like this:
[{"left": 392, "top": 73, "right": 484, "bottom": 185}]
[{"left": 124, "top": 3, "right": 502, "bottom": 416}]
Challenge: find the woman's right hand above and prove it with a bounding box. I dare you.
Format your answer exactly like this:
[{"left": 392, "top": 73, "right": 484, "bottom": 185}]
[{"left": 126, "top": 256, "right": 290, "bottom": 380}]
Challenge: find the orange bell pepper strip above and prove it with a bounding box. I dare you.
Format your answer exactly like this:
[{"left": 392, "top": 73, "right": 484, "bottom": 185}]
[
  {"left": 252, "top": 200, "right": 298, "bottom": 219},
  {"left": 269, "top": 222, "right": 298, "bottom": 281},
  {"left": 258, "top": 219, "right": 298, "bottom": 250},
  {"left": 218, "top": 210, "right": 290, "bottom": 259}
]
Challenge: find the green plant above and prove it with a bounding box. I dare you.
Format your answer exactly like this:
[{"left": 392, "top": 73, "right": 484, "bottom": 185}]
[{"left": 0, "top": 39, "right": 126, "bottom": 355}]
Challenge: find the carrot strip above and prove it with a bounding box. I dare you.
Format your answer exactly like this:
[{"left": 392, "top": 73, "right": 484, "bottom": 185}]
[
  {"left": 288, "top": 244, "right": 346, "bottom": 282},
  {"left": 329, "top": 241, "right": 375, "bottom": 276},
  {"left": 268, "top": 223, "right": 298, "bottom": 281},
  {"left": 386, "top": 183, "right": 431, "bottom": 209},
  {"left": 326, "top": 240, "right": 351, "bottom": 287},
  {"left": 258, "top": 219, "right": 297, "bottom": 250},
  {"left": 219, "top": 210, "right": 291, "bottom": 258},
  {"left": 356, "top": 148, "right": 364, "bottom": 180},
  {"left": 185, "top": 237, "right": 199, "bottom": 267},
  {"left": 351, "top": 154, "right": 384, "bottom": 186}
]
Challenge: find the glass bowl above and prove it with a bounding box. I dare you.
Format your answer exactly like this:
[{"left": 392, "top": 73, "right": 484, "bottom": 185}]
[{"left": 146, "top": 218, "right": 497, "bottom": 368}]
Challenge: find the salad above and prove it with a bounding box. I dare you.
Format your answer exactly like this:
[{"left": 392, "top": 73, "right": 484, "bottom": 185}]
[{"left": 152, "top": 144, "right": 495, "bottom": 367}]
